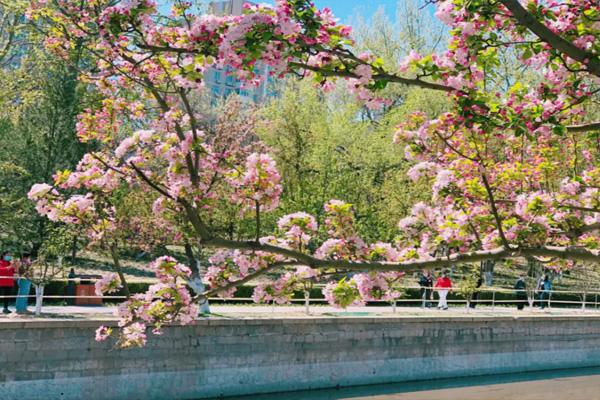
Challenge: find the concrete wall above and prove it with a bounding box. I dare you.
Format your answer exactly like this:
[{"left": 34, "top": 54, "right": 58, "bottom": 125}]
[{"left": 2, "top": 316, "right": 600, "bottom": 399}]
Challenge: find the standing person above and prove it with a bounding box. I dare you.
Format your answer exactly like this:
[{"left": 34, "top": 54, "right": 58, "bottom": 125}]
[
  {"left": 539, "top": 274, "right": 552, "bottom": 310},
  {"left": 470, "top": 276, "right": 483, "bottom": 309},
  {"left": 66, "top": 268, "right": 77, "bottom": 306},
  {"left": 435, "top": 270, "right": 452, "bottom": 310},
  {"left": 0, "top": 251, "right": 15, "bottom": 314},
  {"left": 419, "top": 270, "right": 433, "bottom": 308},
  {"left": 514, "top": 275, "right": 527, "bottom": 310},
  {"left": 15, "top": 253, "right": 32, "bottom": 314}
]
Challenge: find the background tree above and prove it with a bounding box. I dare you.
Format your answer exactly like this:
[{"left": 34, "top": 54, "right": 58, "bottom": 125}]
[{"left": 0, "top": 8, "right": 90, "bottom": 254}]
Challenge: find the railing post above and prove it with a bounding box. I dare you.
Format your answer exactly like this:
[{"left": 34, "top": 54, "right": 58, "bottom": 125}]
[{"left": 492, "top": 290, "right": 496, "bottom": 311}]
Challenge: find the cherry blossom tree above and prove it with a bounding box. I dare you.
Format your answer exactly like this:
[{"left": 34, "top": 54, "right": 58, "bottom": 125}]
[{"left": 25, "top": 0, "right": 600, "bottom": 346}]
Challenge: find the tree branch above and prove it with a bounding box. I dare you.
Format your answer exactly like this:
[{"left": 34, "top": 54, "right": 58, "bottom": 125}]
[
  {"left": 288, "top": 61, "right": 454, "bottom": 92},
  {"left": 566, "top": 121, "right": 600, "bottom": 133},
  {"left": 480, "top": 171, "right": 511, "bottom": 248},
  {"left": 498, "top": 0, "right": 600, "bottom": 77},
  {"left": 110, "top": 243, "right": 131, "bottom": 299},
  {"left": 199, "top": 236, "right": 600, "bottom": 272},
  {"left": 129, "top": 162, "right": 174, "bottom": 200}
]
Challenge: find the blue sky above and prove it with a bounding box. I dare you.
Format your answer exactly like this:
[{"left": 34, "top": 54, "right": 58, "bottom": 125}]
[{"left": 275, "top": 0, "right": 398, "bottom": 22}]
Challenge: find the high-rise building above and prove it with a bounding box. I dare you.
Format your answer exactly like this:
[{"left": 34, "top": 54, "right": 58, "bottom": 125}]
[
  {"left": 204, "top": 0, "right": 273, "bottom": 103},
  {"left": 208, "top": 0, "right": 246, "bottom": 15}
]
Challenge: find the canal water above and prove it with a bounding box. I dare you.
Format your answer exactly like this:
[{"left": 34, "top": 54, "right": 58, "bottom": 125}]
[{"left": 220, "top": 367, "right": 600, "bottom": 400}]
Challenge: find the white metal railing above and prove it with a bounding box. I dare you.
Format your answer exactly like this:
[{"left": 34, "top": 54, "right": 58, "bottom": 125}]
[{"left": 0, "top": 280, "right": 599, "bottom": 311}]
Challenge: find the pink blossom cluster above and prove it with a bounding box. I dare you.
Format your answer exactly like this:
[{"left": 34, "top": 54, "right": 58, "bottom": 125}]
[
  {"left": 229, "top": 153, "right": 283, "bottom": 214},
  {"left": 322, "top": 280, "right": 364, "bottom": 309},
  {"left": 277, "top": 212, "right": 318, "bottom": 249},
  {"left": 28, "top": 185, "right": 97, "bottom": 226},
  {"left": 252, "top": 272, "right": 297, "bottom": 304},
  {"left": 353, "top": 272, "right": 404, "bottom": 302},
  {"left": 94, "top": 273, "right": 122, "bottom": 296},
  {"left": 95, "top": 256, "right": 198, "bottom": 347},
  {"left": 204, "top": 250, "right": 271, "bottom": 297}
]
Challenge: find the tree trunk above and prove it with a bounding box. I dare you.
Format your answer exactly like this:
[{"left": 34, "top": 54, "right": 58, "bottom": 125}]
[
  {"left": 480, "top": 260, "right": 495, "bottom": 285},
  {"left": 185, "top": 242, "right": 210, "bottom": 314},
  {"left": 34, "top": 284, "right": 44, "bottom": 316},
  {"left": 110, "top": 245, "right": 130, "bottom": 299}
]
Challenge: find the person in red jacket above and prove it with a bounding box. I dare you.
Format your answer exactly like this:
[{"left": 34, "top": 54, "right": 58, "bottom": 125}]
[
  {"left": 435, "top": 270, "right": 452, "bottom": 310},
  {"left": 0, "top": 251, "right": 15, "bottom": 314}
]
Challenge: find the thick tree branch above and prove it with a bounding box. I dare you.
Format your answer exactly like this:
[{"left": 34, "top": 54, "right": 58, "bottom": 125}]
[
  {"left": 498, "top": 198, "right": 600, "bottom": 214},
  {"left": 498, "top": 0, "right": 600, "bottom": 77},
  {"left": 198, "top": 236, "right": 600, "bottom": 272},
  {"left": 480, "top": 171, "right": 511, "bottom": 248},
  {"left": 129, "top": 162, "right": 174, "bottom": 200},
  {"left": 110, "top": 243, "right": 131, "bottom": 299},
  {"left": 566, "top": 122, "right": 600, "bottom": 133},
  {"left": 563, "top": 222, "right": 600, "bottom": 238},
  {"left": 288, "top": 61, "right": 454, "bottom": 92}
]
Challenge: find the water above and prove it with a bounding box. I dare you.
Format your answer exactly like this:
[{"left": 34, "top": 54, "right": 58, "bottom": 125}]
[{"left": 219, "top": 367, "right": 600, "bottom": 400}]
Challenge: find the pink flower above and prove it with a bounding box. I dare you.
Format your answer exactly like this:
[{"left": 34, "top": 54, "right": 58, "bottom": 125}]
[
  {"left": 27, "top": 183, "right": 53, "bottom": 200},
  {"left": 115, "top": 136, "right": 136, "bottom": 158},
  {"left": 435, "top": 0, "right": 455, "bottom": 25},
  {"left": 95, "top": 326, "right": 112, "bottom": 342},
  {"left": 94, "top": 273, "right": 122, "bottom": 296}
]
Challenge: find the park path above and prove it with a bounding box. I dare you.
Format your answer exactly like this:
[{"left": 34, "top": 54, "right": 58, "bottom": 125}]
[
  {"left": 1, "top": 304, "right": 600, "bottom": 321},
  {"left": 373, "top": 375, "right": 600, "bottom": 400}
]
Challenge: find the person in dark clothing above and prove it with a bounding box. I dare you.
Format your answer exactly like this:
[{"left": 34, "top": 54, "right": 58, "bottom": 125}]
[
  {"left": 66, "top": 268, "right": 77, "bottom": 306},
  {"left": 514, "top": 275, "right": 527, "bottom": 310},
  {"left": 539, "top": 274, "right": 552, "bottom": 309},
  {"left": 470, "top": 276, "right": 483, "bottom": 308},
  {"left": 419, "top": 270, "right": 433, "bottom": 308}
]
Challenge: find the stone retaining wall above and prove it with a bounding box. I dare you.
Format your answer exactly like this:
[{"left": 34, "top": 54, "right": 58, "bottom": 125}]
[{"left": 2, "top": 316, "right": 600, "bottom": 399}]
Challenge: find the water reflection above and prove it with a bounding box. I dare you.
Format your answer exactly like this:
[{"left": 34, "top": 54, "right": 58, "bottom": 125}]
[{"left": 220, "top": 367, "right": 600, "bottom": 400}]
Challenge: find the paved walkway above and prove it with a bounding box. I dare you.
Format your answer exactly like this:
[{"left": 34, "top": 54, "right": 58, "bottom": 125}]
[
  {"left": 376, "top": 375, "right": 600, "bottom": 400},
  {"left": 229, "top": 373, "right": 600, "bottom": 400},
  {"left": 1, "top": 304, "right": 600, "bottom": 321}
]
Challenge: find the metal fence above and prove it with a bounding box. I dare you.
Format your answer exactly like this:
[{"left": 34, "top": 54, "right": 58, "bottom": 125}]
[{"left": 1, "top": 277, "right": 600, "bottom": 312}]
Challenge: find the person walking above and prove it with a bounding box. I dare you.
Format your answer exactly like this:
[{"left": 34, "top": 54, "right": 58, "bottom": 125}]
[
  {"left": 539, "top": 275, "right": 552, "bottom": 310},
  {"left": 0, "top": 251, "right": 16, "bottom": 314},
  {"left": 419, "top": 270, "right": 433, "bottom": 308},
  {"left": 435, "top": 270, "right": 452, "bottom": 310},
  {"left": 15, "top": 253, "right": 32, "bottom": 314},
  {"left": 514, "top": 275, "right": 527, "bottom": 310}
]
